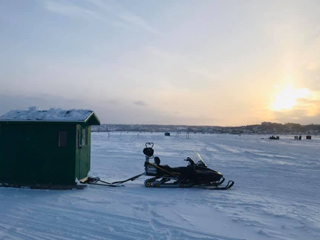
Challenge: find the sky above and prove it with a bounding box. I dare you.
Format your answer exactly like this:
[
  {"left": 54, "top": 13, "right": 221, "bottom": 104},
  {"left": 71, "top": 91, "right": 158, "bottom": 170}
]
[{"left": 0, "top": 0, "right": 320, "bottom": 126}]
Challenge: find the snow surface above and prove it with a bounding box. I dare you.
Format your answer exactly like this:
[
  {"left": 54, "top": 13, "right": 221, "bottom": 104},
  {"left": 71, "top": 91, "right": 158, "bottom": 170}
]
[
  {"left": 0, "top": 133, "right": 319, "bottom": 240},
  {"left": 0, "top": 107, "right": 93, "bottom": 122}
]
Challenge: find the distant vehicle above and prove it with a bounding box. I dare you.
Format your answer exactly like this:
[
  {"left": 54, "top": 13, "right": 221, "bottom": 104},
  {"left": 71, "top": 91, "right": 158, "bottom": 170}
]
[
  {"left": 164, "top": 132, "right": 170, "bottom": 136},
  {"left": 269, "top": 136, "right": 280, "bottom": 140},
  {"left": 306, "top": 135, "right": 312, "bottom": 140}
]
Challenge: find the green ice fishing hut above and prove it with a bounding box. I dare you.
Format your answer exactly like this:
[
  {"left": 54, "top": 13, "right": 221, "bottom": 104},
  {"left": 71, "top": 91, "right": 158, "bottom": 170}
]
[{"left": 0, "top": 107, "right": 100, "bottom": 188}]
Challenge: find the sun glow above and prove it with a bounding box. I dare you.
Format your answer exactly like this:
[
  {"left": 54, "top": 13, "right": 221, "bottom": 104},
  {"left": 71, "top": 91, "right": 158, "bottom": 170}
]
[{"left": 270, "top": 86, "right": 310, "bottom": 111}]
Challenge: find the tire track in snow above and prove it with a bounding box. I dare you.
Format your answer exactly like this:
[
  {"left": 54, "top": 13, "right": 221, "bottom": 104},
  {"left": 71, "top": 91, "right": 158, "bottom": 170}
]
[
  {"left": 197, "top": 136, "right": 320, "bottom": 240},
  {"left": 0, "top": 202, "right": 246, "bottom": 240},
  {"left": 1, "top": 206, "right": 149, "bottom": 240}
]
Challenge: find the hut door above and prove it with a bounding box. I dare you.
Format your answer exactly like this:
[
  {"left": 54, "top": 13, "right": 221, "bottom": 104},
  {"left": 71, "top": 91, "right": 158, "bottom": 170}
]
[
  {"left": 76, "top": 128, "right": 82, "bottom": 179},
  {"left": 76, "top": 126, "right": 89, "bottom": 180}
]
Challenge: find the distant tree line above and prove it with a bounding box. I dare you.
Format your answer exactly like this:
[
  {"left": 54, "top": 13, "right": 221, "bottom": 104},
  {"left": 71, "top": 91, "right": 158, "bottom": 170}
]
[
  {"left": 258, "top": 122, "right": 320, "bottom": 134},
  {"left": 92, "top": 122, "right": 320, "bottom": 134}
]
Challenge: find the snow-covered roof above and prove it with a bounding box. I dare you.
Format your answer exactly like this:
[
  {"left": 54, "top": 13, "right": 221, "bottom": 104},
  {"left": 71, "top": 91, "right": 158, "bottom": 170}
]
[{"left": 0, "top": 107, "right": 100, "bottom": 125}]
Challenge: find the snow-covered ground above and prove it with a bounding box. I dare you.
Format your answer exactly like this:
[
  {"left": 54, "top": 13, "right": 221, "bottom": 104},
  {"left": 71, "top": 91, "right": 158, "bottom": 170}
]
[{"left": 0, "top": 133, "right": 319, "bottom": 240}]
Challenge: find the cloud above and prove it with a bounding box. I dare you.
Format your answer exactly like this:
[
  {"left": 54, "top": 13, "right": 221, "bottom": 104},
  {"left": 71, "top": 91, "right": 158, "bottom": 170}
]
[
  {"left": 105, "top": 99, "right": 118, "bottom": 105},
  {"left": 44, "top": 0, "right": 105, "bottom": 21},
  {"left": 133, "top": 101, "right": 146, "bottom": 107},
  {"left": 272, "top": 95, "right": 320, "bottom": 124},
  {"left": 44, "top": 0, "right": 160, "bottom": 35},
  {"left": 273, "top": 109, "right": 320, "bottom": 124},
  {"left": 296, "top": 98, "right": 320, "bottom": 117},
  {"left": 144, "top": 46, "right": 218, "bottom": 85},
  {"left": 117, "top": 12, "right": 160, "bottom": 35},
  {"left": 307, "top": 61, "right": 320, "bottom": 71},
  {"left": 0, "top": 93, "right": 86, "bottom": 117},
  {"left": 88, "top": 0, "right": 161, "bottom": 35}
]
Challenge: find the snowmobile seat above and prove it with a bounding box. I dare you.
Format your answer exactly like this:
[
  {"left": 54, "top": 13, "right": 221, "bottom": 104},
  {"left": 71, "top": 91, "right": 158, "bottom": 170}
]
[
  {"left": 158, "top": 165, "right": 195, "bottom": 179},
  {"left": 153, "top": 156, "right": 195, "bottom": 179},
  {"left": 151, "top": 157, "right": 172, "bottom": 171},
  {"left": 154, "top": 157, "right": 172, "bottom": 171}
]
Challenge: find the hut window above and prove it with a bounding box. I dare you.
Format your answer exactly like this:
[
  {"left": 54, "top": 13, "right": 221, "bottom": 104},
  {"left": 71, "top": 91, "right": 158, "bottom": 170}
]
[
  {"left": 58, "top": 131, "right": 68, "bottom": 147},
  {"left": 82, "top": 129, "right": 86, "bottom": 146}
]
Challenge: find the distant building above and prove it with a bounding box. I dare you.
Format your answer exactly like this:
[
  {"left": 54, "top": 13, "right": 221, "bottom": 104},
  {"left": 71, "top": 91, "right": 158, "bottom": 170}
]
[{"left": 0, "top": 107, "right": 100, "bottom": 188}]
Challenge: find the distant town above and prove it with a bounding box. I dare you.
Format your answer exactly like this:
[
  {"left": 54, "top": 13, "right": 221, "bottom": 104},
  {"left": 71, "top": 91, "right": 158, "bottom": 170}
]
[{"left": 92, "top": 122, "right": 320, "bottom": 135}]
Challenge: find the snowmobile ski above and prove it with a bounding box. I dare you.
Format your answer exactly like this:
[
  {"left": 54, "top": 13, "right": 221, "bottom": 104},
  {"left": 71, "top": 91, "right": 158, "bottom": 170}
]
[
  {"left": 199, "top": 180, "right": 235, "bottom": 190},
  {"left": 143, "top": 177, "right": 230, "bottom": 189}
]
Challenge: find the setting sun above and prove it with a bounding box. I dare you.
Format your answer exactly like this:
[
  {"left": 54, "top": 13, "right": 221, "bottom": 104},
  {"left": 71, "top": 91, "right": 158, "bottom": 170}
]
[{"left": 270, "top": 87, "right": 310, "bottom": 111}]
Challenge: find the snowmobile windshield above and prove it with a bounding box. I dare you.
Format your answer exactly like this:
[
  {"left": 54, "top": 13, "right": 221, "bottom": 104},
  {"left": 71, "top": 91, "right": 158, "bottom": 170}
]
[{"left": 194, "top": 153, "right": 207, "bottom": 167}]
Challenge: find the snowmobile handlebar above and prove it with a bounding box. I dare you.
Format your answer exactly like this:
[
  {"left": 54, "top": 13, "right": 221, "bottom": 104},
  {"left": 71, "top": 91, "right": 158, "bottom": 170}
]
[{"left": 184, "top": 157, "right": 195, "bottom": 166}]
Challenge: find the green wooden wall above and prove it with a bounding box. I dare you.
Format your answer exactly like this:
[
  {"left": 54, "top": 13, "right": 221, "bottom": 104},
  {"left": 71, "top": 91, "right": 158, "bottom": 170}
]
[{"left": 0, "top": 123, "right": 77, "bottom": 185}]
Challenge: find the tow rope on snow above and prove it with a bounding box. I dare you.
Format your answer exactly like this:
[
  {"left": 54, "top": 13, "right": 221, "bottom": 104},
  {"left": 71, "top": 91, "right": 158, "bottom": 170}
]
[{"left": 80, "top": 173, "right": 145, "bottom": 187}]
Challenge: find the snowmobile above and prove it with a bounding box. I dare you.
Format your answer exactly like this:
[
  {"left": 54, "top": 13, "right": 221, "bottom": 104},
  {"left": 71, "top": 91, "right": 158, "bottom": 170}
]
[
  {"left": 81, "top": 142, "right": 234, "bottom": 190},
  {"left": 269, "top": 135, "right": 280, "bottom": 140},
  {"left": 143, "top": 143, "right": 234, "bottom": 190}
]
